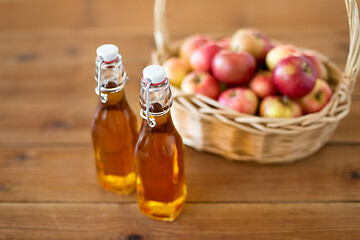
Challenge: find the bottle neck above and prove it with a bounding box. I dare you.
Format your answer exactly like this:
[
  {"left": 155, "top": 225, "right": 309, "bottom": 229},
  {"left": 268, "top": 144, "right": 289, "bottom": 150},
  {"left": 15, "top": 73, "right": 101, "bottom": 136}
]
[
  {"left": 95, "top": 56, "right": 128, "bottom": 104},
  {"left": 139, "top": 78, "right": 173, "bottom": 127}
]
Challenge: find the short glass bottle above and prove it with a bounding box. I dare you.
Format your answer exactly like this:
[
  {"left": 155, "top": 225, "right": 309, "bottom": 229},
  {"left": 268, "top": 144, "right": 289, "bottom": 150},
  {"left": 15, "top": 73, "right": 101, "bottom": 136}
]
[
  {"left": 91, "top": 44, "right": 138, "bottom": 194},
  {"left": 134, "top": 65, "right": 187, "bottom": 221}
]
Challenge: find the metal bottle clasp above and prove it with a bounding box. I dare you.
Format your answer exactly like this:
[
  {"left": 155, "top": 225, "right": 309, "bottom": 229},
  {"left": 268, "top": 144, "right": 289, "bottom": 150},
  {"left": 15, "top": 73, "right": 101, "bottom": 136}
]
[
  {"left": 96, "top": 56, "right": 107, "bottom": 103},
  {"left": 145, "top": 79, "right": 156, "bottom": 128}
]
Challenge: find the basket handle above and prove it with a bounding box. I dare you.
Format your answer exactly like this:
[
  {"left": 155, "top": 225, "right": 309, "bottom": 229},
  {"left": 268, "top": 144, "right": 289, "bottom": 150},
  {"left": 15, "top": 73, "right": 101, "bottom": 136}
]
[
  {"left": 154, "top": 0, "right": 168, "bottom": 58},
  {"left": 344, "top": 0, "right": 360, "bottom": 95},
  {"left": 153, "top": 0, "right": 360, "bottom": 91}
]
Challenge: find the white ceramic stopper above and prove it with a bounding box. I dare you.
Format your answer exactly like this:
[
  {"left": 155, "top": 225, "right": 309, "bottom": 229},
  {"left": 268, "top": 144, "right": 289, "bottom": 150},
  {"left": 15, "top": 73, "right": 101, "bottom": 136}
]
[
  {"left": 96, "top": 44, "right": 119, "bottom": 62},
  {"left": 143, "top": 65, "right": 167, "bottom": 84}
]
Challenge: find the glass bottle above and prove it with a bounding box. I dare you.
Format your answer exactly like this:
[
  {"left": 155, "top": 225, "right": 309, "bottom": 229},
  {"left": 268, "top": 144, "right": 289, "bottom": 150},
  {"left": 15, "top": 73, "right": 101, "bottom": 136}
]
[
  {"left": 91, "top": 44, "right": 138, "bottom": 194},
  {"left": 134, "top": 65, "right": 187, "bottom": 221}
]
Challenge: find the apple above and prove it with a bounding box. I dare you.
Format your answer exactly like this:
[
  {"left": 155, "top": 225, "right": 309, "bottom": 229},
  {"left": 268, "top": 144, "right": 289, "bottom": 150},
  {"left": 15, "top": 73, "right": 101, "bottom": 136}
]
[
  {"left": 181, "top": 71, "right": 220, "bottom": 99},
  {"left": 217, "top": 37, "right": 231, "bottom": 49},
  {"left": 260, "top": 96, "right": 303, "bottom": 118},
  {"left": 218, "top": 87, "right": 259, "bottom": 115},
  {"left": 266, "top": 44, "right": 299, "bottom": 70},
  {"left": 249, "top": 71, "right": 277, "bottom": 98},
  {"left": 189, "top": 43, "right": 222, "bottom": 72},
  {"left": 231, "top": 28, "right": 272, "bottom": 62},
  {"left": 180, "top": 34, "right": 212, "bottom": 66},
  {"left": 273, "top": 55, "right": 317, "bottom": 99},
  {"left": 302, "top": 50, "right": 329, "bottom": 80},
  {"left": 162, "top": 57, "right": 189, "bottom": 88},
  {"left": 298, "top": 78, "right": 333, "bottom": 114},
  {"left": 211, "top": 50, "right": 256, "bottom": 85}
]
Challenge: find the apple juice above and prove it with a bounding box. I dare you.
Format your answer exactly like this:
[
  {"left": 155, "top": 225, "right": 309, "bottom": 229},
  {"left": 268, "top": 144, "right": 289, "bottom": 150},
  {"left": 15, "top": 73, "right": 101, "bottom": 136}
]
[
  {"left": 134, "top": 65, "right": 186, "bottom": 221},
  {"left": 91, "top": 44, "right": 138, "bottom": 194}
]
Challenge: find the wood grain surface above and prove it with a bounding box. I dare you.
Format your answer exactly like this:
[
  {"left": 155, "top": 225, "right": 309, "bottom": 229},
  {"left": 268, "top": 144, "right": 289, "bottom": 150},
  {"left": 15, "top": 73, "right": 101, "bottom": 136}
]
[
  {"left": 0, "top": 145, "right": 360, "bottom": 203},
  {"left": 0, "top": 0, "right": 359, "bottom": 239},
  {"left": 1, "top": 203, "right": 359, "bottom": 240}
]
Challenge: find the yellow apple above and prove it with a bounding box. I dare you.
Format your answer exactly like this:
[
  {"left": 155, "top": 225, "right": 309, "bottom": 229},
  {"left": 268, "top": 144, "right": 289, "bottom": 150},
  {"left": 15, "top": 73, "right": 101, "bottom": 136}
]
[
  {"left": 162, "top": 57, "right": 189, "bottom": 88},
  {"left": 260, "top": 96, "right": 302, "bottom": 118},
  {"left": 265, "top": 44, "right": 300, "bottom": 70}
]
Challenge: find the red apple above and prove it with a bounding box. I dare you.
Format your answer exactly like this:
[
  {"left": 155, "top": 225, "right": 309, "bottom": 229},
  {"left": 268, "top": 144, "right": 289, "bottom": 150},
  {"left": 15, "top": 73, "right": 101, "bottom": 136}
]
[
  {"left": 163, "top": 57, "right": 189, "bottom": 88},
  {"left": 273, "top": 55, "right": 317, "bottom": 99},
  {"left": 231, "top": 28, "right": 272, "bottom": 62},
  {"left": 180, "top": 34, "right": 212, "bottom": 66},
  {"left": 189, "top": 43, "right": 222, "bottom": 72},
  {"left": 181, "top": 71, "right": 220, "bottom": 99},
  {"left": 302, "top": 50, "right": 329, "bottom": 80},
  {"left": 266, "top": 44, "right": 300, "bottom": 70},
  {"left": 298, "top": 78, "right": 333, "bottom": 114},
  {"left": 211, "top": 50, "right": 256, "bottom": 85},
  {"left": 249, "top": 71, "right": 277, "bottom": 98},
  {"left": 260, "top": 96, "right": 303, "bottom": 118},
  {"left": 218, "top": 88, "right": 259, "bottom": 115}
]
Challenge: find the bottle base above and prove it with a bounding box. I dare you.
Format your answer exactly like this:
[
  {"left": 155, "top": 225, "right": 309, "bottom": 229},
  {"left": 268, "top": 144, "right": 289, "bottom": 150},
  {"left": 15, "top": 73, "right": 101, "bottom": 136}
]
[
  {"left": 138, "top": 194, "right": 186, "bottom": 221},
  {"left": 97, "top": 172, "right": 136, "bottom": 195}
]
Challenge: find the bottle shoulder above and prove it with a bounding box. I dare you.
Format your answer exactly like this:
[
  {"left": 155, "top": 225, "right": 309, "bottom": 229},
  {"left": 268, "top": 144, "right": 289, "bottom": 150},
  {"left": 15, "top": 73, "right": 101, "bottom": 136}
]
[
  {"left": 135, "top": 127, "right": 184, "bottom": 160},
  {"left": 136, "top": 118, "right": 183, "bottom": 149},
  {"left": 92, "top": 98, "right": 136, "bottom": 127}
]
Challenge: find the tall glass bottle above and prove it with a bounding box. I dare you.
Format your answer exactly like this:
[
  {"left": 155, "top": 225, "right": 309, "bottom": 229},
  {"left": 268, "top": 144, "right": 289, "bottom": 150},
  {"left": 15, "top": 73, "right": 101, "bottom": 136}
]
[
  {"left": 134, "top": 65, "right": 186, "bottom": 221},
  {"left": 91, "top": 44, "right": 138, "bottom": 194}
]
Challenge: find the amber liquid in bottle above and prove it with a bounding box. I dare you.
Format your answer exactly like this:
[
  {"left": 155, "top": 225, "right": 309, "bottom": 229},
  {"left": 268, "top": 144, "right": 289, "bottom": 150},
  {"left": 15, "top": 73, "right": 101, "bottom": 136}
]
[
  {"left": 92, "top": 81, "right": 138, "bottom": 194},
  {"left": 135, "top": 86, "right": 186, "bottom": 221}
]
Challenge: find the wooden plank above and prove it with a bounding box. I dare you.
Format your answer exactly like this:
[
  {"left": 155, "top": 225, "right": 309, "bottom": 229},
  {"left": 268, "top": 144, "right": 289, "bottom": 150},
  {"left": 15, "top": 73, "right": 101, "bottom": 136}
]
[
  {"left": 0, "top": 28, "right": 358, "bottom": 100},
  {"left": 0, "top": 28, "right": 350, "bottom": 66},
  {"left": 0, "top": 98, "right": 359, "bottom": 145},
  {"left": 1, "top": 145, "right": 360, "bottom": 203},
  {"left": 0, "top": 30, "right": 154, "bottom": 68},
  {"left": 1, "top": 58, "right": 357, "bottom": 100},
  {"left": 166, "top": 0, "right": 350, "bottom": 34},
  {"left": 0, "top": 99, "right": 96, "bottom": 145},
  {"left": 0, "top": 63, "right": 144, "bottom": 101},
  {"left": 0, "top": 146, "right": 135, "bottom": 203},
  {"left": 330, "top": 100, "right": 360, "bottom": 143},
  {"left": 0, "top": 202, "right": 359, "bottom": 239},
  {"left": 0, "top": 0, "right": 153, "bottom": 31},
  {"left": 0, "top": 0, "right": 348, "bottom": 32}
]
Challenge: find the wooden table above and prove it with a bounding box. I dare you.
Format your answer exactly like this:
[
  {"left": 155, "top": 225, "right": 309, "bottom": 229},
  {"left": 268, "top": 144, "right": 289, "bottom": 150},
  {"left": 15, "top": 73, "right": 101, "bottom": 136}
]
[{"left": 1, "top": 0, "right": 360, "bottom": 239}]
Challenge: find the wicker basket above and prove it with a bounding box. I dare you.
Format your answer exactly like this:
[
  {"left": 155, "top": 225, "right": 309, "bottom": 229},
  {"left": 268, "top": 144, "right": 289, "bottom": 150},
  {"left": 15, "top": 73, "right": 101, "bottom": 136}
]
[{"left": 151, "top": 0, "right": 360, "bottom": 163}]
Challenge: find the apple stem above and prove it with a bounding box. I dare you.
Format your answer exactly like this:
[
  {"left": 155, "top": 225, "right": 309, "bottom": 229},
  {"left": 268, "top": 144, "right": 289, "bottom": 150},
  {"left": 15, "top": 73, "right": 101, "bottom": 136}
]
[
  {"left": 315, "top": 91, "right": 322, "bottom": 100},
  {"left": 282, "top": 95, "right": 289, "bottom": 105},
  {"left": 194, "top": 76, "right": 201, "bottom": 84},
  {"left": 302, "top": 62, "right": 312, "bottom": 75}
]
